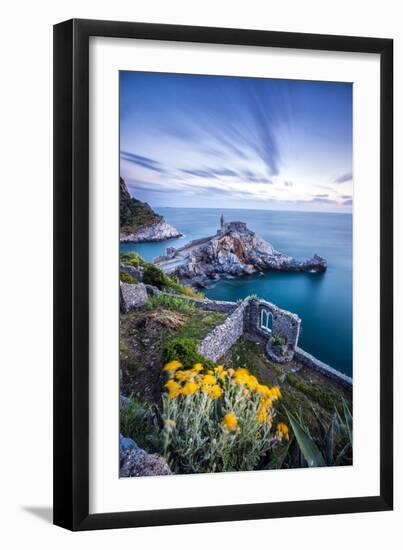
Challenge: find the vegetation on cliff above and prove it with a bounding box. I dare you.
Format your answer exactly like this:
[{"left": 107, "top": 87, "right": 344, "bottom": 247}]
[{"left": 120, "top": 177, "right": 162, "bottom": 235}]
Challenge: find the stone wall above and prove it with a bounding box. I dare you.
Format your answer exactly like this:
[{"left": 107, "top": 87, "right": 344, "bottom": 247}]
[
  {"left": 141, "top": 288, "right": 351, "bottom": 386},
  {"left": 295, "top": 347, "right": 352, "bottom": 388},
  {"left": 198, "top": 300, "right": 248, "bottom": 362},
  {"left": 246, "top": 298, "right": 301, "bottom": 351}
]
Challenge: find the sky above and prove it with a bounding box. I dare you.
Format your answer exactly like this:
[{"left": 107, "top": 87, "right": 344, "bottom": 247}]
[{"left": 120, "top": 71, "right": 353, "bottom": 213}]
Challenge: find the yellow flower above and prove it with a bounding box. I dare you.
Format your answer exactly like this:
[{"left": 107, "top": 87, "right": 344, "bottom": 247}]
[
  {"left": 247, "top": 375, "right": 259, "bottom": 390},
  {"left": 272, "top": 386, "right": 282, "bottom": 399},
  {"left": 193, "top": 363, "right": 204, "bottom": 372},
  {"left": 209, "top": 384, "right": 223, "bottom": 399},
  {"left": 164, "top": 379, "right": 181, "bottom": 399},
  {"left": 222, "top": 412, "right": 238, "bottom": 432},
  {"left": 257, "top": 407, "right": 268, "bottom": 423},
  {"left": 233, "top": 368, "right": 250, "bottom": 385},
  {"left": 181, "top": 381, "right": 199, "bottom": 395},
  {"left": 214, "top": 365, "right": 224, "bottom": 373},
  {"left": 276, "top": 422, "right": 289, "bottom": 441},
  {"left": 201, "top": 374, "right": 217, "bottom": 385},
  {"left": 227, "top": 368, "right": 235, "bottom": 377},
  {"left": 162, "top": 360, "right": 182, "bottom": 372}
]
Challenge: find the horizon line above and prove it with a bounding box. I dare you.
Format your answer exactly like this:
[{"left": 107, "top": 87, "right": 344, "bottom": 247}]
[{"left": 150, "top": 205, "right": 353, "bottom": 215}]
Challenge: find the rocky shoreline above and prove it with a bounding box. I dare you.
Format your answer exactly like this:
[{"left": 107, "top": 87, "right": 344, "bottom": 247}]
[
  {"left": 120, "top": 219, "right": 183, "bottom": 243},
  {"left": 154, "top": 218, "right": 327, "bottom": 287},
  {"left": 120, "top": 177, "right": 182, "bottom": 243}
]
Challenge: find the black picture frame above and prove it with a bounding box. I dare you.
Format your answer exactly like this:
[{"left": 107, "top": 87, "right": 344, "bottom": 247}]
[{"left": 53, "top": 18, "right": 393, "bottom": 531}]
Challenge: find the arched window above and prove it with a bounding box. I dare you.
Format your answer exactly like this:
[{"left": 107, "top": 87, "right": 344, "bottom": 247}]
[{"left": 260, "top": 309, "right": 273, "bottom": 333}]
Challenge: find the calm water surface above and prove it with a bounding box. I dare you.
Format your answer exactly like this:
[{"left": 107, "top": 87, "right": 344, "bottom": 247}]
[{"left": 121, "top": 208, "right": 352, "bottom": 377}]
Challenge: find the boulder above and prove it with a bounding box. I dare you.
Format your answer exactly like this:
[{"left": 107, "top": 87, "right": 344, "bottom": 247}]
[
  {"left": 120, "top": 434, "right": 140, "bottom": 453},
  {"left": 120, "top": 444, "right": 172, "bottom": 477},
  {"left": 120, "top": 282, "right": 148, "bottom": 312},
  {"left": 120, "top": 264, "right": 143, "bottom": 281}
]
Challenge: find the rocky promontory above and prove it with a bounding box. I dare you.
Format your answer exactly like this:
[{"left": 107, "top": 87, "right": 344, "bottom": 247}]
[
  {"left": 120, "top": 177, "right": 182, "bottom": 243},
  {"left": 154, "top": 218, "right": 327, "bottom": 286}
]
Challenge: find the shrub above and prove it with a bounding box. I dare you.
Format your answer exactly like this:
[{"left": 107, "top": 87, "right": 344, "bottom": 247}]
[
  {"left": 271, "top": 335, "right": 286, "bottom": 347},
  {"left": 160, "top": 362, "right": 285, "bottom": 473},
  {"left": 142, "top": 262, "right": 203, "bottom": 298},
  {"left": 161, "top": 337, "right": 211, "bottom": 369},
  {"left": 142, "top": 263, "right": 171, "bottom": 288},
  {"left": 120, "top": 251, "right": 144, "bottom": 267},
  {"left": 120, "top": 396, "right": 160, "bottom": 453},
  {"left": 120, "top": 270, "right": 138, "bottom": 284},
  {"left": 144, "top": 293, "right": 196, "bottom": 313}
]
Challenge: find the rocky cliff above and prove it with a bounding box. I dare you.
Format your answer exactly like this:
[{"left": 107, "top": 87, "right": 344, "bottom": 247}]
[
  {"left": 120, "top": 177, "right": 182, "bottom": 242},
  {"left": 154, "top": 219, "right": 327, "bottom": 286}
]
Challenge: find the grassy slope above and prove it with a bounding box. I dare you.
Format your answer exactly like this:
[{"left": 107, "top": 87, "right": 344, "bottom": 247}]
[
  {"left": 120, "top": 306, "right": 227, "bottom": 403},
  {"left": 221, "top": 337, "right": 352, "bottom": 435}
]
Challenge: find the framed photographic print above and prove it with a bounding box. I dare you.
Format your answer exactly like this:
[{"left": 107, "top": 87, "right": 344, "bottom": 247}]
[{"left": 53, "top": 19, "right": 393, "bottom": 530}]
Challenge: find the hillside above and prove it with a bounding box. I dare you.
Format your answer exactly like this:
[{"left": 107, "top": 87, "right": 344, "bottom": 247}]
[{"left": 120, "top": 178, "right": 182, "bottom": 242}]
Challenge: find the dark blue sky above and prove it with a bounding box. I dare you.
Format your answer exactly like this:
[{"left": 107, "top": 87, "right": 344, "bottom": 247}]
[{"left": 120, "top": 71, "right": 352, "bottom": 212}]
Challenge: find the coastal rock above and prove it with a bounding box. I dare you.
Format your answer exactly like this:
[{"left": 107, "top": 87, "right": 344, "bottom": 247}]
[
  {"left": 120, "top": 437, "right": 172, "bottom": 477},
  {"left": 120, "top": 219, "right": 183, "bottom": 243},
  {"left": 154, "top": 219, "right": 327, "bottom": 283},
  {"left": 120, "top": 282, "right": 148, "bottom": 312},
  {"left": 120, "top": 177, "right": 182, "bottom": 242}
]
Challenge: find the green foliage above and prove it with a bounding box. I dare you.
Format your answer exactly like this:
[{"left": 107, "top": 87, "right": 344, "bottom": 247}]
[
  {"left": 161, "top": 337, "right": 212, "bottom": 369},
  {"left": 142, "top": 263, "right": 169, "bottom": 287},
  {"left": 120, "top": 396, "right": 161, "bottom": 453},
  {"left": 120, "top": 270, "right": 138, "bottom": 284},
  {"left": 120, "top": 177, "right": 162, "bottom": 234},
  {"left": 144, "top": 293, "right": 196, "bottom": 313},
  {"left": 161, "top": 365, "right": 280, "bottom": 473},
  {"left": 142, "top": 262, "right": 203, "bottom": 298},
  {"left": 271, "top": 335, "right": 287, "bottom": 347},
  {"left": 225, "top": 338, "right": 262, "bottom": 376},
  {"left": 286, "top": 398, "right": 352, "bottom": 467},
  {"left": 176, "top": 311, "right": 227, "bottom": 341},
  {"left": 286, "top": 373, "right": 340, "bottom": 413},
  {"left": 120, "top": 251, "right": 144, "bottom": 267}
]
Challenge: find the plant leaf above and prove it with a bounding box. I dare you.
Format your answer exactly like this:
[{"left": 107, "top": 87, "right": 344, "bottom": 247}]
[
  {"left": 335, "top": 441, "right": 352, "bottom": 466},
  {"left": 287, "top": 411, "right": 326, "bottom": 467},
  {"left": 325, "top": 417, "right": 335, "bottom": 465},
  {"left": 265, "top": 438, "right": 293, "bottom": 469},
  {"left": 342, "top": 398, "right": 353, "bottom": 445}
]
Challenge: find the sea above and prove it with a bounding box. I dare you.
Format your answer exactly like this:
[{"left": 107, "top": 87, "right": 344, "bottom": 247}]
[{"left": 121, "top": 208, "right": 353, "bottom": 377}]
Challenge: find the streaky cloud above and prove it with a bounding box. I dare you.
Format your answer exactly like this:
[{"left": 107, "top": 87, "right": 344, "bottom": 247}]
[
  {"left": 334, "top": 172, "right": 353, "bottom": 184},
  {"left": 120, "top": 151, "right": 167, "bottom": 173}
]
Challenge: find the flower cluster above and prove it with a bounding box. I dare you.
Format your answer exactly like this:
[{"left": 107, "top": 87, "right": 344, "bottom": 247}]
[
  {"left": 161, "top": 360, "right": 288, "bottom": 473},
  {"left": 163, "top": 361, "right": 284, "bottom": 428},
  {"left": 163, "top": 361, "right": 224, "bottom": 400}
]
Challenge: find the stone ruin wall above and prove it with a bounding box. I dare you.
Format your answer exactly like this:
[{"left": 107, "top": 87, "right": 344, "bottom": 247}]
[
  {"left": 245, "top": 299, "right": 301, "bottom": 350},
  {"left": 120, "top": 283, "right": 352, "bottom": 387},
  {"left": 197, "top": 297, "right": 301, "bottom": 364},
  {"left": 198, "top": 300, "right": 248, "bottom": 363}
]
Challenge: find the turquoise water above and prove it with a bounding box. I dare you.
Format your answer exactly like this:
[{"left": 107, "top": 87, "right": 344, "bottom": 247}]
[{"left": 121, "top": 208, "right": 353, "bottom": 377}]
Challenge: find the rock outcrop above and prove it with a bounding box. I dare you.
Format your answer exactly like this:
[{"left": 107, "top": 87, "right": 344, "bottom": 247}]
[
  {"left": 120, "top": 177, "right": 182, "bottom": 242},
  {"left": 120, "top": 219, "right": 183, "bottom": 243},
  {"left": 154, "top": 220, "right": 327, "bottom": 285},
  {"left": 120, "top": 434, "right": 171, "bottom": 477},
  {"left": 120, "top": 282, "right": 148, "bottom": 312}
]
